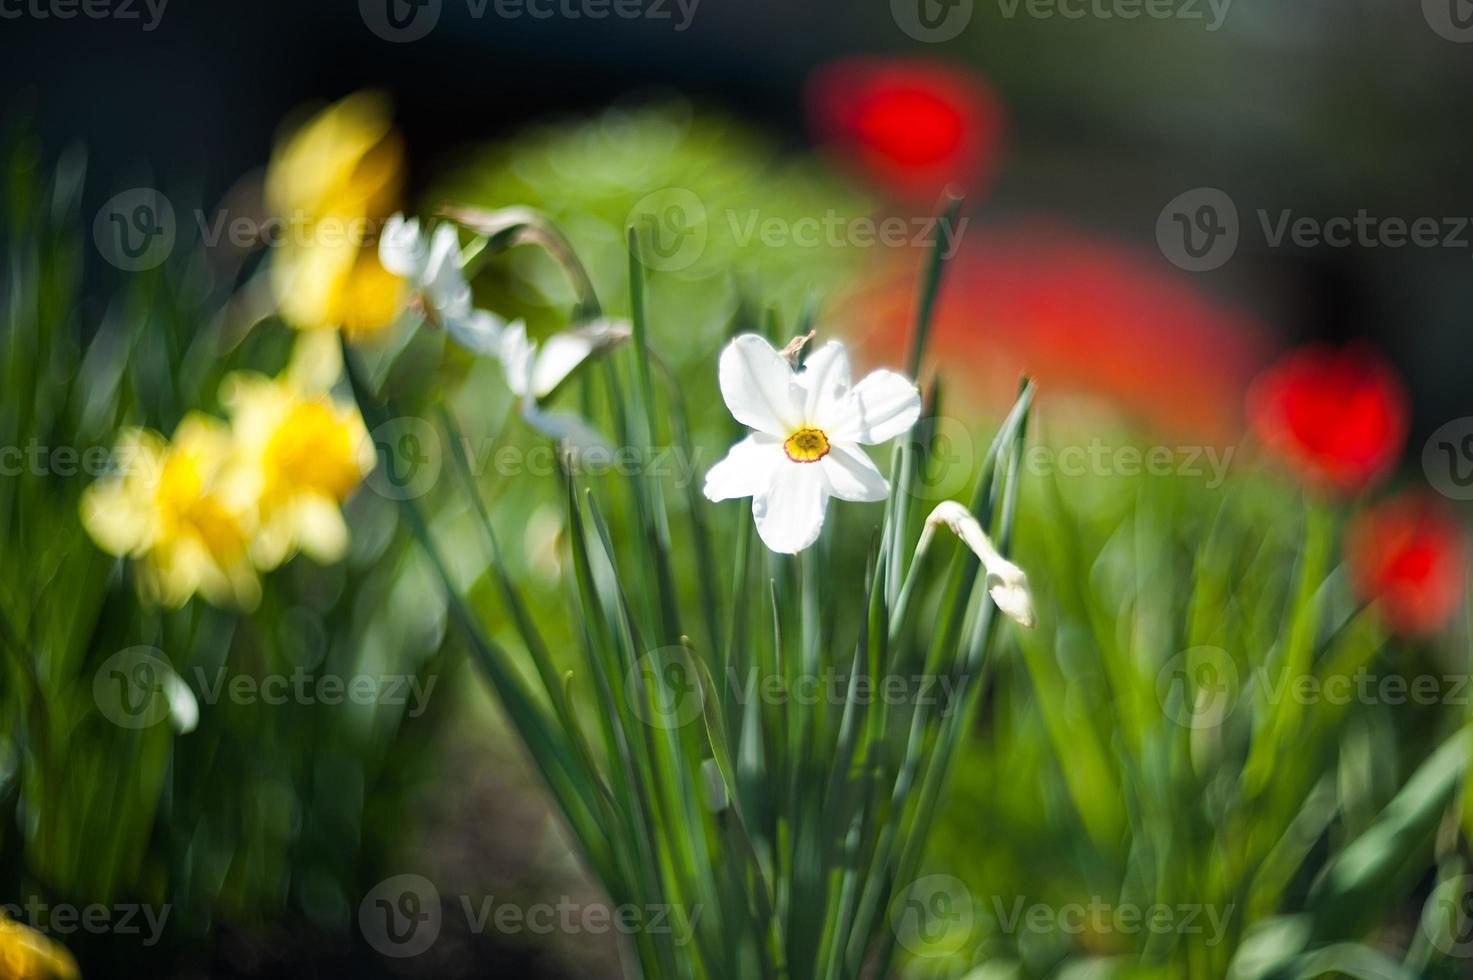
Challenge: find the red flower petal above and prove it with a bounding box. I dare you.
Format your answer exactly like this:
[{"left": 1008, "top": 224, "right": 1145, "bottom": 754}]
[
  {"left": 1346, "top": 492, "right": 1466, "bottom": 636},
  {"left": 1247, "top": 343, "right": 1408, "bottom": 495},
  {"left": 839, "top": 222, "right": 1273, "bottom": 438},
  {"left": 806, "top": 57, "right": 1006, "bottom": 204}
]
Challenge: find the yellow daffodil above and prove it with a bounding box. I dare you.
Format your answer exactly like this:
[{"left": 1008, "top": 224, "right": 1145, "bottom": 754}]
[
  {"left": 0, "top": 914, "right": 79, "bottom": 980},
  {"left": 266, "top": 91, "right": 406, "bottom": 339},
  {"left": 220, "top": 332, "right": 374, "bottom": 570},
  {"left": 81, "top": 414, "right": 260, "bottom": 611}
]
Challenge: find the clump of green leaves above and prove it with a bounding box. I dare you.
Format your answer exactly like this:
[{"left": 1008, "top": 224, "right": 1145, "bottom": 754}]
[{"left": 348, "top": 198, "right": 1035, "bottom": 979}]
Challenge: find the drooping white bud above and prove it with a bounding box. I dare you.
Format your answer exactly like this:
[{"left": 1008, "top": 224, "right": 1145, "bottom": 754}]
[{"left": 921, "top": 501, "right": 1036, "bottom": 629}]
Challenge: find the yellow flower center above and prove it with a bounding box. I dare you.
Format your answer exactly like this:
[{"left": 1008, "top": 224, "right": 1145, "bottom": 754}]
[
  {"left": 265, "top": 400, "right": 364, "bottom": 502},
  {"left": 155, "top": 453, "right": 247, "bottom": 561},
  {"left": 783, "top": 426, "right": 830, "bottom": 463},
  {"left": 257, "top": 397, "right": 363, "bottom": 504}
]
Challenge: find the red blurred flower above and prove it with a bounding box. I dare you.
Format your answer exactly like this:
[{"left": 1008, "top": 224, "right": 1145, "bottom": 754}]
[
  {"left": 840, "top": 222, "right": 1273, "bottom": 437},
  {"left": 1247, "top": 343, "right": 1409, "bottom": 495},
  {"left": 1346, "top": 493, "right": 1466, "bottom": 636},
  {"left": 806, "top": 57, "right": 1006, "bottom": 204}
]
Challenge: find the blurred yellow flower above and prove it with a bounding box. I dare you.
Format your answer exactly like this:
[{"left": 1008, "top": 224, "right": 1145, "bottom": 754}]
[
  {"left": 266, "top": 90, "right": 406, "bottom": 339},
  {"left": 0, "top": 914, "right": 78, "bottom": 980},
  {"left": 221, "top": 332, "right": 374, "bottom": 570},
  {"left": 81, "top": 414, "right": 260, "bottom": 611}
]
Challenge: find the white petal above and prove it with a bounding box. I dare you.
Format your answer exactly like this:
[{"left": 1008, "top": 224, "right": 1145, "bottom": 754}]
[
  {"left": 378, "top": 213, "right": 424, "bottom": 279},
  {"left": 521, "top": 402, "right": 609, "bottom": 456},
  {"left": 819, "top": 442, "right": 889, "bottom": 502},
  {"left": 164, "top": 669, "right": 199, "bottom": 734},
  {"left": 828, "top": 369, "right": 922, "bottom": 445},
  {"left": 703, "top": 434, "right": 783, "bottom": 502},
  {"left": 752, "top": 463, "right": 829, "bottom": 554},
  {"left": 445, "top": 308, "right": 507, "bottom": 358},
  {"left": 531, "top": 325, "right": 619, "bottom": 398},
  {"left": 719, "top": 334, "right": 801, "bottom": 436},
  {"left": 499, "top": 321, "right": 537, "bottom": 398},
  {"left": 798, "top": 341, "right": 852, "bottom": 426},
  {"left": 422, "top": 224, "right": 471, "bottom": 316}
]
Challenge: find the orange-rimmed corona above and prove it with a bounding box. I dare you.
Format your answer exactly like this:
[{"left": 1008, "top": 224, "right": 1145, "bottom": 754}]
[{"left": 784, "top": 426, "right": 831, "bottom": 463}]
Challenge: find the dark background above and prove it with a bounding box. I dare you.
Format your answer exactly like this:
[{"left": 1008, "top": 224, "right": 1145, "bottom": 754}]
[{"left": 5, "top": 0, "right": 1472, "bottom": 446}]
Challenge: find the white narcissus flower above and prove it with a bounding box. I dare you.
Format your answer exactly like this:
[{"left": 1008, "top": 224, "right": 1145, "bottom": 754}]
[
  {"left": 379, "top": 214, "right": 507, "bottom": 356},
  {"left": 379, "top": 213, "right": 628, "bottom": 398},
  {"left": 704, "top": 334, "right": 922, "bottom": 554},
  {"left": 920, "top": 501, "right": 1035, "bottom": 629},
  {"left": 499, "top": 320, "right": 623, "bottom": 452},
  {"left": 499, "top": 317, "right": 632, "bottom": 401}
]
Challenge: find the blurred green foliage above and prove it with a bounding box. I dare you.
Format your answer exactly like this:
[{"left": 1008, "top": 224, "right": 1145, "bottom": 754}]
[
  {"left": 0, "top": 134, "right": 455, "bottom": 964},
  {"left": 922, "top": 421, "right": 1473, "bottom": 979},
  {"left": 436, "top": 102, "right": 869, "bottom": 365}
]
